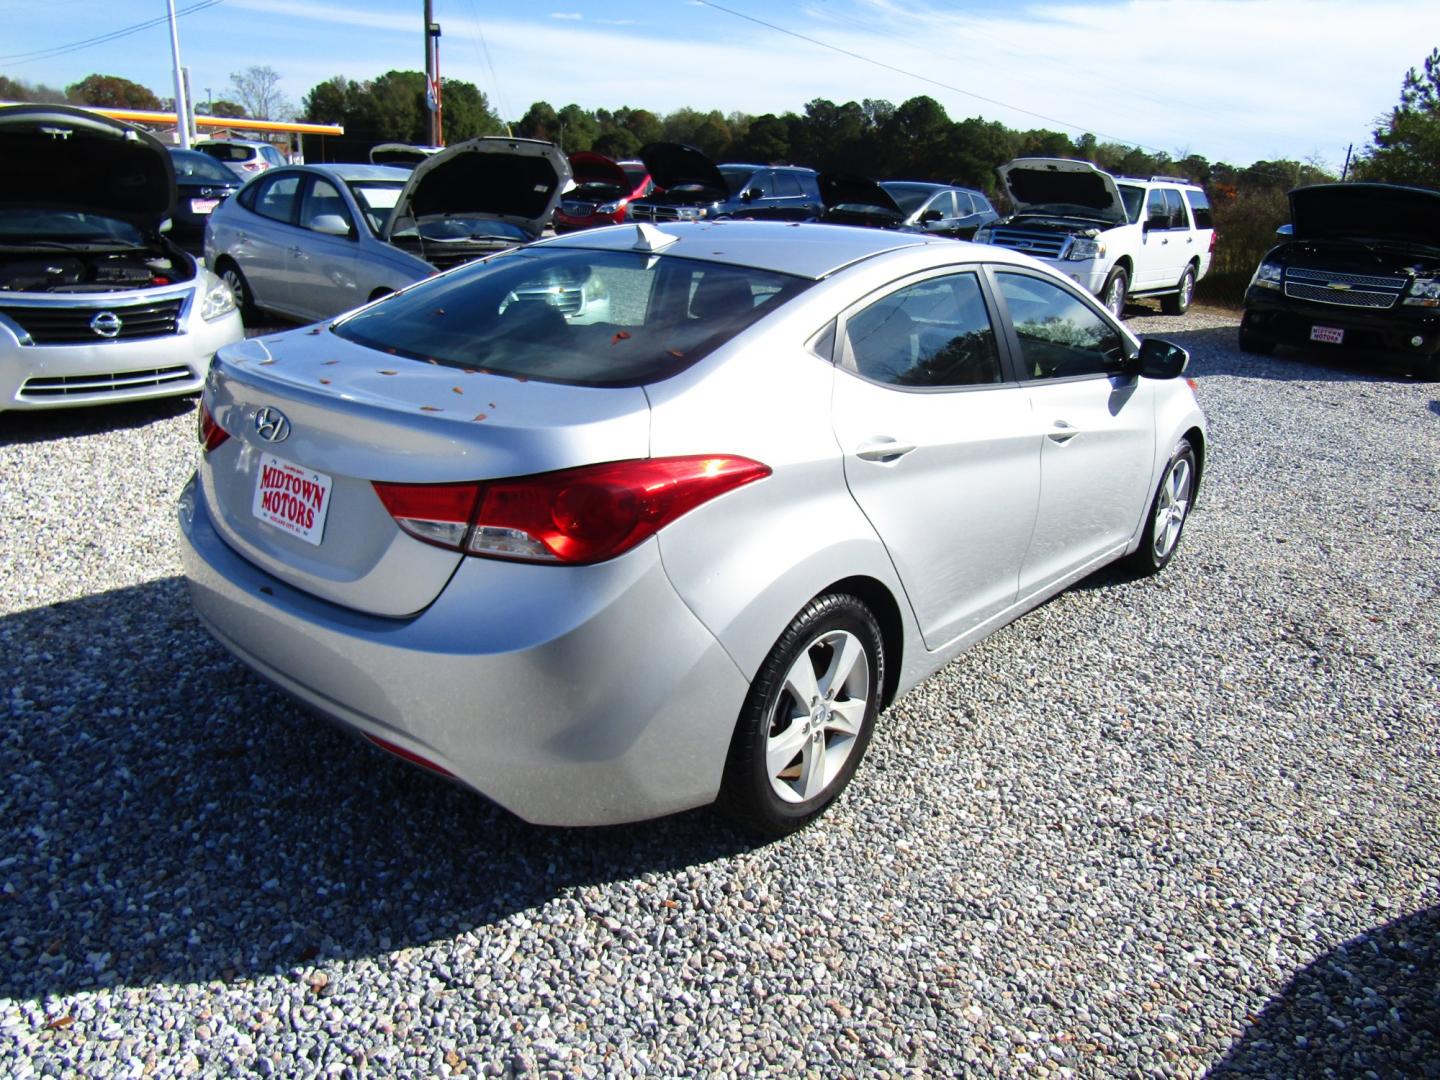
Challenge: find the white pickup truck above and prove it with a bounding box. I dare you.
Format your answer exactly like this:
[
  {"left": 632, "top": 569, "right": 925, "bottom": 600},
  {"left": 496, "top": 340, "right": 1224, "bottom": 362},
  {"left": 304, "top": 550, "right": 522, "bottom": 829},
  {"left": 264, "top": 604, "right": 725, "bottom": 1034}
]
[{"left": 974, "top": 158, "right": 1216, "bottom": 318}]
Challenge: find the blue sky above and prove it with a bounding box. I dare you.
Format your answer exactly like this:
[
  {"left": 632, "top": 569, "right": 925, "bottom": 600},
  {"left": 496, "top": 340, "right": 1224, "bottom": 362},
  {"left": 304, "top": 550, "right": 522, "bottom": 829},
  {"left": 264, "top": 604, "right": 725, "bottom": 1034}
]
[{"left": 1, "top": 0, "right": 1436, "bottom": 170}]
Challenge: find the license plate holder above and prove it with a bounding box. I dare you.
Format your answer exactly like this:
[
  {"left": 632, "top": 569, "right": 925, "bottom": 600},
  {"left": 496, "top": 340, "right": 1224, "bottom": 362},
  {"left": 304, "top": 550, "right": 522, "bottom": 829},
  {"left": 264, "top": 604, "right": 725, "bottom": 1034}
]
[
  {"left": 190, "top": 198, "right": 220, "bottom": 214},
  {"left": 1310, "top": 324, "right": 1344, "bottom": 345},
  {"left": 252, "top": 453, "right": 333, "bottom": 546}
]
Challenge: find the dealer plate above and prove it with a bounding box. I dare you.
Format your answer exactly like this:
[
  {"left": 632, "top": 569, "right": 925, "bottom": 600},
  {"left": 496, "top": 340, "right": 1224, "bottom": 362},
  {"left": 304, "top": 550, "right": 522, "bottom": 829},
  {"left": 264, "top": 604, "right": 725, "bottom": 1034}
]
[
  {"left": 1310, "top": 325, "right": 1344, "bottom": 345},
  {"left": 251, "top": 452, "right": 332, "bottom": 546},
  {"left": 190, "top": 198, "right": 220, "bottom": 214}
]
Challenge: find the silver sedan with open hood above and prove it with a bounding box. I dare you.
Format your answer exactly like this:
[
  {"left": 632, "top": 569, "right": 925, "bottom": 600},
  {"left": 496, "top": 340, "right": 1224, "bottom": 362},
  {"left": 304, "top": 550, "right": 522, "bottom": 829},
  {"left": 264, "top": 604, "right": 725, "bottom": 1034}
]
[
  {"left": 0, "top": 104, "right": 243, "bottom": 410},
  {"left": 205, "top": 137, "right": 570, "bottom": 325},
  {"left": 179, "top": 220, "right": 1207, "bottom": 835}
]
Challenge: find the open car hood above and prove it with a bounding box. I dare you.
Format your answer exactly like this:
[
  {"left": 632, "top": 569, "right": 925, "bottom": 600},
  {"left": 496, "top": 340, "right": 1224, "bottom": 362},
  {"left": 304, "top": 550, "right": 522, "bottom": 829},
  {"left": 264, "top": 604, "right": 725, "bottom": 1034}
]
[
  {"left": 997, "top": 158, "right": 1126, "bottom": 224},
  {"left": 369, "top": 143, "right": 441, "bottom": 169},
  {"left": 0, "top": 104, "right": 174, "bottom": 231},
  {"left": 639, "top": 142, "right": 728, "bottom": 198},
  {"left": 1289, "top": 183, "right": 1440, "bottom": 246},
  {"left": 568, "top": 150, "right": 629, "bottom": 188},
  {"left": 383, "top": 136, "right": 571, "bottom": 240},
  {"left": 818, "top": 172, "right": 903, "bottom": 216}
]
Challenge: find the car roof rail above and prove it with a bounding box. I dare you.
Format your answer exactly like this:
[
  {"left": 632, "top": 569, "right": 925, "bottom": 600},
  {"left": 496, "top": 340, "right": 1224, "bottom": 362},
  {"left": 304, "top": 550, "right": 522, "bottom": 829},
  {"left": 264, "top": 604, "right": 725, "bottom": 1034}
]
[{"left": 1149, "top": 175, "right": 1196, "bottom": 185}]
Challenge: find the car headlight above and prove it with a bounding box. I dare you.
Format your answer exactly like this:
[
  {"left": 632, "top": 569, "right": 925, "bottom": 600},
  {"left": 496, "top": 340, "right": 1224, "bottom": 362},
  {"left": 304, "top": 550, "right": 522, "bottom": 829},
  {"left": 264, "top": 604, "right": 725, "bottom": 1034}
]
[
  {"left": 1249, "top": 262, "right": 1283, "bottom": 290},
  {"left": 596, "top": 201, "right": 622, "bottom": 214},
  {"left": 1065, "top": 237, "right": 1105, "bottom": 261},
  {"left": 200, "top": 274, "right": 237, "bottom": 321},
  {"left": 1404, "top": 277, "right": 1440, "bottom": 306}
]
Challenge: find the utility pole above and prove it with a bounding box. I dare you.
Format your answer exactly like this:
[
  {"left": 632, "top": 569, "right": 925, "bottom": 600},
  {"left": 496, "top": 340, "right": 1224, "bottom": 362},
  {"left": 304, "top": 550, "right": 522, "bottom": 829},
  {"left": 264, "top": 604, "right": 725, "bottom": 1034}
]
[
  {"left": 166, "top": 0, "right": 192, "bottom": 148},
  {"left": 424, "top": 0, "right": 443, "bottom": 146}
]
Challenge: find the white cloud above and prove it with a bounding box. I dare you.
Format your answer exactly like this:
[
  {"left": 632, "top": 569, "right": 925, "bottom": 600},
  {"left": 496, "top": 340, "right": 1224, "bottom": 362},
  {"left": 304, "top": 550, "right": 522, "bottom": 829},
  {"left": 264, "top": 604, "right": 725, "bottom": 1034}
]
[{"left": 549, "top": 12, "right": 584, "bottom": 20}]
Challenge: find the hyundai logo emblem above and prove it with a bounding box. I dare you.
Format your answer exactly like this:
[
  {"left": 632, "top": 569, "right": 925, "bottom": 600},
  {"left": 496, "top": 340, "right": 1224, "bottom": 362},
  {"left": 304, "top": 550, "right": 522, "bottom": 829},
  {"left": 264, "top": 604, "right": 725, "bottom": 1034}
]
[
  {"left": 253, "top": 406, "right": 291, "bottom": 443},
  {"left": 90, "top": 311, "right": 122, "bottom": 339}
]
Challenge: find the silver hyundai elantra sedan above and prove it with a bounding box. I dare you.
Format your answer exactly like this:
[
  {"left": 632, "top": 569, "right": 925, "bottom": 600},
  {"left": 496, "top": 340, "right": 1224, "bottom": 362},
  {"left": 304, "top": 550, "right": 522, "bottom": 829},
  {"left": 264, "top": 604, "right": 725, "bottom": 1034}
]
[{"left": 178, "top": 220, "right": 1206, "bottom": 836}]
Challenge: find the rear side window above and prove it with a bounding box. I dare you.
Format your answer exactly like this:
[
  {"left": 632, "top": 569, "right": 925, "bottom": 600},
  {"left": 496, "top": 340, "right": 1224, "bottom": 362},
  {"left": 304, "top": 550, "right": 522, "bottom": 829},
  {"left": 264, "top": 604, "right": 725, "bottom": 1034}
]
[
  {"left": 1164, "top": 189, "right": 1186, "bottom": 228},
  {"left": 773, "top": 172, "right": 803, "bottom": 197},
  {"left": 262, "top": 145, "right": 286, "bottom": 167},
  {"left": 1186, "top": 189, "right": 1213, "bottom": 229},
  {"left": 844, "top": 272, "right": 1001, "bottom": 388},
  {"left": 333, "top": 248, "right": 812, "bottom": 388}
]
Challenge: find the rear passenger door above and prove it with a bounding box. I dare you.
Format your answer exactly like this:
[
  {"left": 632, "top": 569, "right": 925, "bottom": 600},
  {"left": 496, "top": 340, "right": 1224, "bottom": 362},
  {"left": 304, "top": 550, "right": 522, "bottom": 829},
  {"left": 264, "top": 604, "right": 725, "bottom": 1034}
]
[{"left": 831, "top": 269, "right": 1039, "bottom": 649}]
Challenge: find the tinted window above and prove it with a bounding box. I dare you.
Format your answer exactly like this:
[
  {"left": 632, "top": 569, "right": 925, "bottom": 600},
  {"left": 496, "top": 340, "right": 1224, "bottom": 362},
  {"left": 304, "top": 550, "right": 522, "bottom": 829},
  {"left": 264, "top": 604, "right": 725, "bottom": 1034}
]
[
  {"left": 1118, "top": 184, "right": 1144, "bottom": 223},
  {"left": 1146, "top": 189, "right": 1169, "bottom": 226},
  {"left": 952, "top": 190, "right": 974, "bottom": 215},
  {"left": 972, "top": 193, "right": 993, "bottom": 214},
  {"left": 995, "top": 272, "right": 1125, "bottom": 380},
  {"left": 253, "top": 174, "right": 300, "bottom": 224},
  {"left": 1186, "top": 189, "right": 1213, "bottom": 229},
  {"left": 262, "top": 145, "right": 286, "bottom": 167},
  {"left": 170, "top": 150, "right": 236, "bottom": 184},
  {"left": 300, "top": 177, "right": 353, "bottom": 234},
  {"left": 719, "top": 167, "right": 758, "bottom": 196},
  {"left": 845, "top": 272, "right": 1002, "bottom": 388},
  {"left": 197, "top": 143, "right": 253, "bottom": 163},
  {"left": 333, "top": 248, "right": 811, "bottom": 388},
  {"left": 772, "top": 172, "right": 803, "bottom": 197},
  {"left": 1163, "top": 189, "right": 1186, "bottom": 228}
]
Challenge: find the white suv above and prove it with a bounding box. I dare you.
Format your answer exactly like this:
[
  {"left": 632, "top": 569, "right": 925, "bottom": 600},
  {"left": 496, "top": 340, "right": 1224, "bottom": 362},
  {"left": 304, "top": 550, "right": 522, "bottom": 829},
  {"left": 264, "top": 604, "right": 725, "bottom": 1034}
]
[
  {"left": 974, "top": 159, "right": 1215, "bottom": 318},
  {"left": 194, "top": 138, "right": 287, "bottom": 179}
]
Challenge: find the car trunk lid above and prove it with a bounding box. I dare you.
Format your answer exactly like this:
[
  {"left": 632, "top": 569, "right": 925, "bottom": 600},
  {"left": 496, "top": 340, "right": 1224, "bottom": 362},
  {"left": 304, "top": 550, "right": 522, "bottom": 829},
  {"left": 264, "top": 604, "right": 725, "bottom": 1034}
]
[{"left": 199, "top": 330, "right": 651, "bottom": 617}]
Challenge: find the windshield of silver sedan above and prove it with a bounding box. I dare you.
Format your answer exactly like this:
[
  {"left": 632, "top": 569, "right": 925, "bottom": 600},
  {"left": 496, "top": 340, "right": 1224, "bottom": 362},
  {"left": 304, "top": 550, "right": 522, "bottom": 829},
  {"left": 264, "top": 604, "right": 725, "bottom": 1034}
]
[
  {"left": 332, "top": 247, "right": 812, "bottom": 387},
  {"left": 346, "top": 181, "right": 404, "bottom": 235}
]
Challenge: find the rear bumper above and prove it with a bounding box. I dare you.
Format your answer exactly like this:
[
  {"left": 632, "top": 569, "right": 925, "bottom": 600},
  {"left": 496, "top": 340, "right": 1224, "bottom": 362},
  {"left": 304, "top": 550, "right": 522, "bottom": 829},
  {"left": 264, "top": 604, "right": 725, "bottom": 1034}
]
[
  {"left": 177, "top": 475, "right": 750, "bottom": 826},
  {"left": 0, "top": 294, "right": 242, "bottom": 411}
]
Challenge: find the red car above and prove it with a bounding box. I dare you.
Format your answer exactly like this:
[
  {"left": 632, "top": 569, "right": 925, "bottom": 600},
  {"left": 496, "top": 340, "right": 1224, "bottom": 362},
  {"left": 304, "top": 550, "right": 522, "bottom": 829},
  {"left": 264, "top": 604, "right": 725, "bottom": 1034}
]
[{"left": 552, "top": 152, "right": 653, "bottom": 232}]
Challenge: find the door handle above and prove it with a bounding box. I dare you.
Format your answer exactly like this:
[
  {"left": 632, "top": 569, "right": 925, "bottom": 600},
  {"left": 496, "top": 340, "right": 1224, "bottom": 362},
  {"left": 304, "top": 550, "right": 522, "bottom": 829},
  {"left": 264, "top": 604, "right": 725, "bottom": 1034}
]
[
  {"left": 1047, "top": 421, "right": 1079, "bottom": 444},
  {"left": 855, "top": 438, "right": 917, "bottom": 462}
]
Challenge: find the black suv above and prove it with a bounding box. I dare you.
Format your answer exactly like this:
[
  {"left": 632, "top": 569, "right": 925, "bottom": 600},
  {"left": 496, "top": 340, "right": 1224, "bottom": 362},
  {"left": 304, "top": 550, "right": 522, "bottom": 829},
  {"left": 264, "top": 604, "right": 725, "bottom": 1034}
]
[{"left": 1240, "top": 183, "right": 1440, "bottom": 379}]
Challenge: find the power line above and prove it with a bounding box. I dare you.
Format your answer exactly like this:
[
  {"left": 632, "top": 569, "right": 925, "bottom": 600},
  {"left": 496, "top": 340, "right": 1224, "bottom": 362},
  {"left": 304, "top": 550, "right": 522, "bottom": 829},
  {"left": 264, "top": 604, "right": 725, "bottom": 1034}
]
[
  {"left": 692, "top": 0, "right": 1169, "bottom": 155},
  {"left": 0, "top": 0, "right": 224, "bottom": 65}
]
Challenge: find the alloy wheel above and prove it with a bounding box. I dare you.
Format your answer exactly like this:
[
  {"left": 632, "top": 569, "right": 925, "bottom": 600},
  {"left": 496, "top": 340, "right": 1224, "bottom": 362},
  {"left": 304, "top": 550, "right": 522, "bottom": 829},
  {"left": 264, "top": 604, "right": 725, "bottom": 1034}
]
[{"left": 764, "top": 629, "right": 871, "bottom": 804}]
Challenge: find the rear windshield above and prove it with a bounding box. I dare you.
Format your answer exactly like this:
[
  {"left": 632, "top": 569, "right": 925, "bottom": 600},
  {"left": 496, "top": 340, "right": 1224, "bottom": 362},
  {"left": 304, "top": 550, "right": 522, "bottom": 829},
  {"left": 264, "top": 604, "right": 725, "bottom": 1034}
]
[
  {"left": 170, "top": 150, "right": 237, "bottom": 184},
  {"left": 197, "top": 143, "right": 255, "bottom": 163},
  {"left": 333, "top": 247, "right": 812, "bottom": 388}
]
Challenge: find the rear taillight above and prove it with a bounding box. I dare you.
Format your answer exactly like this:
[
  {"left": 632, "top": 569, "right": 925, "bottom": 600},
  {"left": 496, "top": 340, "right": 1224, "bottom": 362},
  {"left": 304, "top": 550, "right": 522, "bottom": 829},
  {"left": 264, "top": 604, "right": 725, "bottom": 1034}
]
[
  {"left": 1209, "top": 232, "right": 1218, "bottom": 253},
  {"left": 373, "top": 456, "right": 770, "bottom": 565},
  {"left": 198, "top": 402, "right": 229, "bottom": 452},
  {"left": 242, "top": 162, "right": 262, "bottom": 172}
]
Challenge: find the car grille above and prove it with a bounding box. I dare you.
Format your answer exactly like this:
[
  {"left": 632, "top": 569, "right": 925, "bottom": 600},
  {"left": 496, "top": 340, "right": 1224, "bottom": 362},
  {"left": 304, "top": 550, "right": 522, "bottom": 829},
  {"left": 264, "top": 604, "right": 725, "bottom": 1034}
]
[
  {"left": 509, "top": 286, "right": 583, "bottom": 317},
  {"left": 19, "top": 365, "right": 196, "bottom": 400},
  {"left": 630, "top": 203, "right": 706, "bottom": 224},
  {"left": 561, "top": 200, "right": 597, "bottom": 216},
  {"left": 0, "top": 298, "right": 185, "bottom": 345},
  {"left": 984, "top": 227, "right": 1068, "bottom": 259},
  {"left": 1283, "top": 268, "right": 1405, "bottom": 309}
]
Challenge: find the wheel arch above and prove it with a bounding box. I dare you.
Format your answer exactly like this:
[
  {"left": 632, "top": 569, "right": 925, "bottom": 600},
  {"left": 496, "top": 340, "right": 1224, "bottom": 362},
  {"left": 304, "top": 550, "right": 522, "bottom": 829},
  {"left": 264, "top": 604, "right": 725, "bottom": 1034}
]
[
  {"left": 817, "top": 574, "right": 905, "bottom": 710},
  {"left": 1182, "top": 424, "right": 1206, "bottom": 499}
]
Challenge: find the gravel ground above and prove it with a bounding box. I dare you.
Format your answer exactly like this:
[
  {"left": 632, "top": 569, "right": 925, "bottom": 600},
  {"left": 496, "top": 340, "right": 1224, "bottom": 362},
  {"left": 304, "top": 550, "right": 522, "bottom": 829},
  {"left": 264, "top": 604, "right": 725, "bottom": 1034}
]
[{"left": 1, "top": 302, "right": 1437, "bottom": 1078}]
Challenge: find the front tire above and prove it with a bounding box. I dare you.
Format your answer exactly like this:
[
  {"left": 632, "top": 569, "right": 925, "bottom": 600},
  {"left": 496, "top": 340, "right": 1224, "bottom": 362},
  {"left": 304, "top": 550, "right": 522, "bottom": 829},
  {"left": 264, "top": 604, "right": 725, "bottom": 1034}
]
[
  {"left": 1102, "top": 266, "right": 1129, "bottom": 319},
  {"left": 1238, "top": 318, "right": 1275, "bottom": 355},
  {"left": 1124, "top": 437, "right": 1197, "bottom": 576},
  {"left": 1162, "top": 265, "right": 1195, "bottom": 315},
  {"left": 719, "top": 593, "right": 884, "bottom": 837}
]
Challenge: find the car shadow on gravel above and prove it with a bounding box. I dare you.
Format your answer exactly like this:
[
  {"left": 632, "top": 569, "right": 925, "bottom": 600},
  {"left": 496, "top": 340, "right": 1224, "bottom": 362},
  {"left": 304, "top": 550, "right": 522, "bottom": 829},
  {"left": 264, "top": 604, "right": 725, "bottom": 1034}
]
[
  {"left": 0, "top": 578, "right": 756, "bottom": 1001},
  {"left": 1148, "top": 324, "right": 1433, "bottom": 385},
  {"left": 1209, "top": 904, "right": 1440, "bottom": 1077},
  {"left": 0, "top": 396, "right": 197, "bottom": 447}
]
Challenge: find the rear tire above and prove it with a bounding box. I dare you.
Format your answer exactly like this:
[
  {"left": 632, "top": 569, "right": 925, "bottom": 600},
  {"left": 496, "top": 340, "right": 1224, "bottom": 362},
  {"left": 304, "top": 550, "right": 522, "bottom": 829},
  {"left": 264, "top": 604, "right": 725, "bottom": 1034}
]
[
  {"left": 719, "top": 593, "right": 884, "bottom": 838},
  {"left": 1412, "top": 355, "right": 1440, "bottom": 381},
  {"left": 1124, "top": 437, "right": 1197, "bottom": 577},
  {"left": 1161, "top": 265, "right": 1195, "bottom": 315},
  {"left": 217, "top": 260, "right": 258, "bottom": 323},
  {"left": 1102, "top": 267, "right": 1129, "bottom": 319}
]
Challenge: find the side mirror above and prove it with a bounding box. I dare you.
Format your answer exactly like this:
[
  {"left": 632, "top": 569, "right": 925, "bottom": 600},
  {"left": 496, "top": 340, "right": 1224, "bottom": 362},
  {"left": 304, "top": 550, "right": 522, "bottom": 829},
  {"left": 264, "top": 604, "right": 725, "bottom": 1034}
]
[
  {"left": 920, "top": 209, "right": 943, "bottom": 224},
  {"left": 309, "top": 214, "right": 352, "bottom": 237},
  {"left": 742, "top": 188, "right": 762, "bottom": 202},
  {"left": 1275, "top": 223, "right": 1294, "bottom": 238},
  {"left": 1137, "top": 337, "right": 1189, "bottom": 379},
  {"left": 159, "top": 218, "right": 173, "bottom": 234}
]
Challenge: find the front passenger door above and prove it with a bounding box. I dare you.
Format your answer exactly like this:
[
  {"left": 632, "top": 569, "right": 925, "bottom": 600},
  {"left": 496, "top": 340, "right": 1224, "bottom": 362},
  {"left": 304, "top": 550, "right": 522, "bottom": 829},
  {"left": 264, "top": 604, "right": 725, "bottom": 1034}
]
[
  {"left": 992, "top": 271, "right": 1156, "bottom": 596},
  {"left": 287, "top": 176, "right": 361, "bottom": 321}
]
